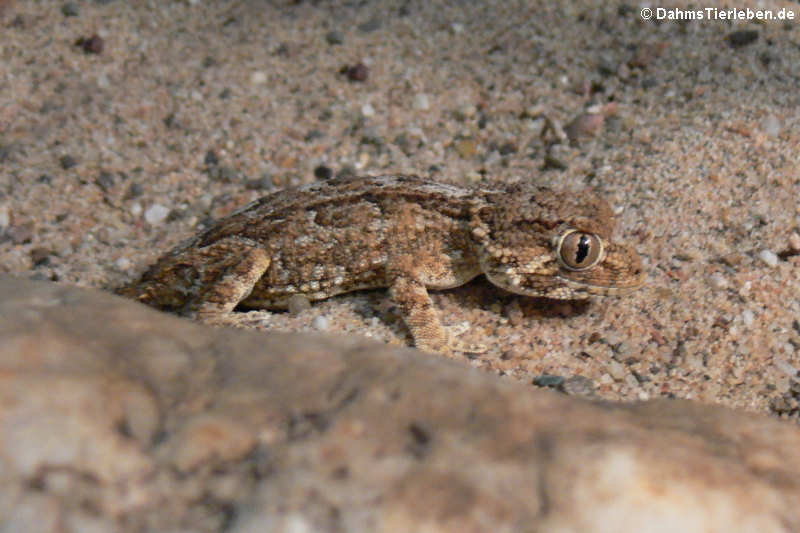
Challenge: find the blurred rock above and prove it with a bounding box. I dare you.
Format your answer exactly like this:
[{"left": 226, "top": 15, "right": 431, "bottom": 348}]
[{"left": 2, "top": 276, "right": 800, "bottom": 532}]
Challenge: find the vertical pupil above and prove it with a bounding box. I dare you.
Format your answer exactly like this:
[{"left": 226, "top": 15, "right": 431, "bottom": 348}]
[{"left": 574, "top": 235, "right": 590, "bottom": 264}]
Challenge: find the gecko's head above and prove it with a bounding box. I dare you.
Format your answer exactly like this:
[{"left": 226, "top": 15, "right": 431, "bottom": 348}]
[{"left": 469, "top": 184, "right": 645, "bottom": 299}]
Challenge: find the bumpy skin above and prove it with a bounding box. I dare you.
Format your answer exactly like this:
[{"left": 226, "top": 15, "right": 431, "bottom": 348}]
[{"left": 117, "top": 175, "right": 645, "bottom": 355}]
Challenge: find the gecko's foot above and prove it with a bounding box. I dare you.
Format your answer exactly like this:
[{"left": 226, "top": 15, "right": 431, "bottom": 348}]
[{"left": 194, "top": 309, "right": 272, "bottom": 329}]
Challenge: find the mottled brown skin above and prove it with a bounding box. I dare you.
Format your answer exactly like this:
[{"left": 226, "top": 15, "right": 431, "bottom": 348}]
[{"left": 117, "top": 175, "right": 645, "bottom": 355}]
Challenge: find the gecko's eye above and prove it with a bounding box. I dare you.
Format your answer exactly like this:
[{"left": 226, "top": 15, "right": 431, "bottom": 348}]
[{"left": 556, "top": 230, "right": 604, "bottom": 271}]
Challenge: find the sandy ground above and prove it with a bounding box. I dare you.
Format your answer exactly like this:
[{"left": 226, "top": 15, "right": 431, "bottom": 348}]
[{"left": 1, "top": 0, "right": 798, "bottom": 413}]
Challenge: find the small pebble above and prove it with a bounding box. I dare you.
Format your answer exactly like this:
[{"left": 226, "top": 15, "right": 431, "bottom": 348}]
[
  {"left": 313, "top": 165, "right": 333, "bottom": 180},
  {"left": 450, "top": 22, "right": 464, "bottom": 34},
  {"left": 204, "top": 149, "right": 219, "bottom": 166},
  {"left": 250, "top": 71, "right": 267, "bottom": 85},
  {"left": 130, "top": 202, "right": 143, "bottom": 216},
  {"left": 789, "top": 232, "right": 800, "bottom": 252},
  {"left": 607, "top": 360, "right": 626, "bottom": 381},
  {"left": 361, "top": 103, "right": 375, "bottom": 117},
  {"left": 727, "top": 30, "right": 758, "bottom": 48},
  {"left": 344, "top": 63, "right": 368, "bottom": 82},
  {"left": 59, "top": 155, "right": 77, "bottom": 169},
  {"left": 741, "top": 309, "right": 755, "bottom": 328},
  {"left": 30, "top": 248, "right": 52, "bottom": 266},
  {"left": 61, "top": 3, "right": 80, "bottom": 16},
  {"left": 761, "top": 115, "right": 782, "bottom": 137},
  {"left": 458, "top": 104, "right": 476, "bottom": 119},
  {"left": 561, "top": 375, "right": 596, "bottom": 397},
  {"left": 0, "top": 205, "right": 9, "bottom": 229},
  {"left": 125, "top": 182, "right": 144, "bottom": 200},
  {"left": 144, "top": 204, "right": 170, "bottom": 225},
  {"left": 708, "top": 272, "right": 728, "bottom": 290},
  {"left": 532, "top": 374, "right": 565, "bottom": 388},
  {"left": 413, "top": 93, "right": 430, "bottom": 111},
  {"left": 115, "top": 257, "right": 132, "bottom": 271},
  {"left": 312, "top": 315, "right": 329, "bottom": 331},
  {"left": 75, "top": 34, "right": 104, "bottom": 54},
  {"left": 759, "top": 249, "right": 779, "bottom": 268},
  {"left": 95, "top": 171, "right": 116, "bottom": 193},
  {"left": 325, "top": 30, "right": 344, "bottom": 45},
  {"left": 358, "top": 17, "right": 381, "bottom": 33}
]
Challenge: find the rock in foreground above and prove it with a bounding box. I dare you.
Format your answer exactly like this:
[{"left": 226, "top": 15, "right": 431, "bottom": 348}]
[{"left": 1, "top": 276, "right": 799, "bottom": 532}]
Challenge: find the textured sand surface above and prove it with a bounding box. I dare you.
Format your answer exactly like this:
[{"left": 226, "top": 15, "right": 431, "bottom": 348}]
[{"left": 1, "top": 0, "right": 798, "bottom": 412}]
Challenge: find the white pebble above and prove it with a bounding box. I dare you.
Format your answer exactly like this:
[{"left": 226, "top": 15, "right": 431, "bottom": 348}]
[
  {"left": 0, "top": 204, "right": 9, "bottom": 229},
  {"left": 451, "top": 23, "right": 464, "bottom": 33},
  {"left": 789, "top": 232, "right": 800, "bottom": 252},
  {"left": 251, "top": 71, "right": 267, "bottom": 85},
  {"left": 312, "top": 315, "right": 329, "bottom": 331},
  {"left": 708, "top": 272, "right": 728, "bottom": 290},
  {"left": 607, "top": 360, "right": 626, "bottom": 381},
  {"left": 459, "top": 104, "right": 476, "bottom": 118},
  {"left": 741, "top": 309, "right": 755, "bottom": 327},
  {"left": 361, "top": 103, "right": 375, "bottom": 117},
  {"left": 115, "top": 257, "right": 132, "bottom": 271},
  {"left": 144, "top": 204, "right": 170, "bottom": 226},
  {"left": 413, "top": 93, "right": 430, "bottom": 111},
  {"left": 758, "top": 249, "right": 779, "bottom": 268},
  {"left": 130, "top": 202, "right": 143, "bottom": 216},
  {"left": 761, "top": 115, "right": 782, "bottom": 137}
]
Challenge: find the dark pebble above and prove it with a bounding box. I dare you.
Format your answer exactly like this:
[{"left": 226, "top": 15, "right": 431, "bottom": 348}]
[
  {"left": 274, "top": 43, "right": 290, "bottom": 56},
  {"left": 10, "top": 15, "right": 25, "bottom": 28},
  {"left": 75, "top": 34, "right": 104, "bottom": 54},
  {"left": 343, "top": 63, "right": 369, "bottom": 82},
  {"left": 641, "top": 77, "right": 658, "bottom": 89},
  {"left": 202, "top": 56, "right": 215, "bottom": 68},
  {"left": 204, "top": 149, "right": 219, "bottom": 166},
  {"left": 597, "top": 58, "right": 616, "bottom": 77},
  {"left": 95, "top": 170, "right": 116, "bottom": 192},
  {"left": 727, "top": 30, "right": 758, "bottom": 48},
  {"left": 358, "top": 17, "right": 381, "bottom": 33},
  {"left": 325, "top": 30, "right": 344, "bottom": 45},
  {"left": 219, "top": 87, "right": 231, "bottom": 99},
  {"left": 61, "top": 3, "right": 80, "bottom": 16},
  {"left": 532, "top": 374, "right": 565, "bottom": 388},
  {"left": 245, "top": 174, "right": 275, "bottom": 190},
  {"left": 38, "top": 174, "right": 52, "bottom": 184},
  {"left": 498, "top": 141, "right": 517, "bottom": 155},
  {"left": 0, "top": 145, "right": 10, "bottom": 163},
  {"left": 30, "top": 248, "right": 53, "bottom": 267},
  {"left": 59, "top": 155, "right": 77, "bottom": 169},
  {"left": 314, "top": 165, "right": 333, "bottom": 180},
  {"left": 304, "top": 129, "right": 324, "bottom": 142},
  {"left": 542, "top": 154, "right": 568, "bottom": 171},
  {"left": 124, "top": 182, "right": 143, "bottom": 200},
  {"left": 163, "top": 113, "right": 178, "bottom": 129}
]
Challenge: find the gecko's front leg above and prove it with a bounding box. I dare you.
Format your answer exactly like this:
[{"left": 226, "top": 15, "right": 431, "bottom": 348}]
[
  {"left": 189, "top": 238, "right": 271, "bottom": 324},
  {"left": 387, "top": 253, "right": 477, "bottom": 357}
]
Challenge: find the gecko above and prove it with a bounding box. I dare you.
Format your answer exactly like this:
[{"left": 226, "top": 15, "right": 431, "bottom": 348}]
[{"left": 117, "top": 175, "right": 645, "bottom": 355}]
